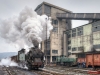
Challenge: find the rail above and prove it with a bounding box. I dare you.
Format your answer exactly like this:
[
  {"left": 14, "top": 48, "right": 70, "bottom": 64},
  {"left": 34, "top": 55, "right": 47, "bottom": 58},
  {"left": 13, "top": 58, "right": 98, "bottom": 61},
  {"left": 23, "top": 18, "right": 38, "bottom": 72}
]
[{"left": 3, "top": 66, "right": 13, "bottom": 75}]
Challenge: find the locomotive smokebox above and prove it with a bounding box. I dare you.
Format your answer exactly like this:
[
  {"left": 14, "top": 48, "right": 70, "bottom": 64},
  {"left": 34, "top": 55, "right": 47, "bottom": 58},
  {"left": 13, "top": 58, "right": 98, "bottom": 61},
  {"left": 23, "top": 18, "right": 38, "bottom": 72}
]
[{"left": 32, "top": 40, "right": 39, "bottom": 48}]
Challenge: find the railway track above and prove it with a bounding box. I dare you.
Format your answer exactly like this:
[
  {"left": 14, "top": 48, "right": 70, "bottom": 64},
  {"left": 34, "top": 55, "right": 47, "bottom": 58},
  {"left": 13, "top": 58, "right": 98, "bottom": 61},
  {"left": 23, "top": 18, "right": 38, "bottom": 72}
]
[
  {"left": 0, "top": 66, "right": 38, "bottom": 75},
  {"left": 1, "top": 66, "right": 13, "bottom": 75},
  {"left": 32, "top": 69, "right": 65, "bottom": 75},
  {"left": 0, "top": 65, "right": 92, "bottom": 75},
  {"left": 32, "top": 68, "right": 88, "bottom": 75},
  {"left": 28, "top": 65, "right": 91, "bottom": 75},
  {"left": 42, "top": 66, "right": 90, "bottom": 75}
]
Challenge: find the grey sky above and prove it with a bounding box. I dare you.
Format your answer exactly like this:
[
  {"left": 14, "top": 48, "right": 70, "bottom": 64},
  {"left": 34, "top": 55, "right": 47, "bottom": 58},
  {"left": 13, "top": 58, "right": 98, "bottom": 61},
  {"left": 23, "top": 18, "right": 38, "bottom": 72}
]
[
  {"left": 0, "top": 0, "right": 100, "bottom": 52},
  {"left": 0, "top": 0, "right": 100, "bottom": 18}
]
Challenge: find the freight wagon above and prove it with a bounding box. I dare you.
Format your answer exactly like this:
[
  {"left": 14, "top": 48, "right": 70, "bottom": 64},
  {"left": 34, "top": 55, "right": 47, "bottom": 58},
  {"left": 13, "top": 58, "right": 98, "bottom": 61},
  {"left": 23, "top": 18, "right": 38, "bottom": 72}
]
[
  {"left": 86, "top": 53, "right": 100, "bottom": 69},
  {"left": 77, "top": 53, "right": 100, "bottom": 69}
]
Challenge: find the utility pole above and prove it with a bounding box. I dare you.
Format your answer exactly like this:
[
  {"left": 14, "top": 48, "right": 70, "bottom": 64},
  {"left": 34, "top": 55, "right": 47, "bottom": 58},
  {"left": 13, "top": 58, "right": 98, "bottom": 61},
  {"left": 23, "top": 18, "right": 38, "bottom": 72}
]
[{"left": 45, "top": 18, "right": 48, "bottom": 66}]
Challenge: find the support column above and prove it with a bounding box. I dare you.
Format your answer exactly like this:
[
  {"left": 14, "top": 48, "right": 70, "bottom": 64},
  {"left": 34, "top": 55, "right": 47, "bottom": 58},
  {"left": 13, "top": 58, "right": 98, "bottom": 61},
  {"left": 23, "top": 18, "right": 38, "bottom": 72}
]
[
  {"left": 63, "top": 32, "right": 67, "bottom": 56},
  {"left": 50, "top": 56, "right": 52, "bottom": 62},
  {"left": 58, "top": 19, "right": 60, "bottom": 55}
]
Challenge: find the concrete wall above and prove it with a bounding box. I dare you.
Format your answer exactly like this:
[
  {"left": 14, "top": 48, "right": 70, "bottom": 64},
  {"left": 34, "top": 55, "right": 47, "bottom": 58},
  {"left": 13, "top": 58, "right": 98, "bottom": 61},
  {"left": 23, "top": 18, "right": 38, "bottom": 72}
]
[
  {"left": 49, "top": 7, "right": 71, "bottom": 62},
  {"left": 66, "top": 23, "right": 93, "bottom": 58},
  {"left": 35, "top": 3, "right": 72, "bottom": 62},
  {"left": 66, "top": 21, "right": 100, "bottom": 58},
  {"left": 50, "top": 7, "right": 69, "bottom": 57},
  {"left": 83, "top": 24, "right": 92, "bottom": 35},
  {"left": 83, "top": 24, "right": 92, "bottom": 52}
]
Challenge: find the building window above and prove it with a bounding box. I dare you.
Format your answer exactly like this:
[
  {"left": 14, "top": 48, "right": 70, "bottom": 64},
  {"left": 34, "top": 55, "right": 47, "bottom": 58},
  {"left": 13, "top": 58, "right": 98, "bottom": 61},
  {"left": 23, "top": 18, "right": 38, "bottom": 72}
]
[
  {"left": 66, "top": 30, "right": 71, "bottom": 38},
  {"left": 72, "top": 28, "right": 76, "bottom": 33},
  {"left": 72, "top": 47, "right": 76, "bottom": 51},
  {"left": 77, "top": 27, "right": 83, "bottom": 31},
  {"left": 78, "top": 46, "right": 84, "bottom": 51},
  {"left": 52, "top": 27, "right": 58, "bottom": 32},
  {"left": 46, "top": 50, "right": 50, "bottom": 55},
  {"left": 52, "top": 50, "right": 58, "bottom": 54},
  {"left": 77, "top": 27, "right": 83, "bottom": 36},
  {"left": 67, "top": 34, "right": 71, "bottom": 38},
  {"left": 72, "top": 33, "right": 76, "bottom": 37},
  {"left": 72, "top": 28, "right": 76, "bottom": 37},
  {"left": 45, "top": 42, "right": 50, "bottom": 49},
  {"left": 54, "top": 20, "right": 58, "bottom": 25},
  {"left": 68, "top": 41, "right": 71, "bottom": 45},
  {"left": 46, "top": 44, "right": 50, "bottom": 49},
  {"left": 52, "top": 56, "right": 57, "bottom": 62},
  {"left": 66, "top": 30, "right": 71, "bottom": 34},
  {"left": 93, "top": 44, "right": 100, "bottom": 49},
  {"left": 68, "top": 52, "right": 71, "bottom": 56},
  {"left": 66, "top": 20, "right": 72, "bottom": 29},
  {"left": 52, "top": 19, "right": 58, "bottom": 25},
  {"left": 68, "top": 46, "right": 71, "bottom": 50}
]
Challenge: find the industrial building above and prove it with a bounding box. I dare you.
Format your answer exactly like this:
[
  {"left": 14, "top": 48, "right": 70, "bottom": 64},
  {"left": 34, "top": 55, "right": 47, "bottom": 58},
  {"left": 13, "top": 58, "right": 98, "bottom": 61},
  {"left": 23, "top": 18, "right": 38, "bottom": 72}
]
[
  {"left": 35, "top": 2, "right": 72, "bottom": 63},
  {"left": 64, "top": 21, "right": 100, "bottom": 58},
  {"left": 35, "top": 2, "right": 100, "bottom": 63}
]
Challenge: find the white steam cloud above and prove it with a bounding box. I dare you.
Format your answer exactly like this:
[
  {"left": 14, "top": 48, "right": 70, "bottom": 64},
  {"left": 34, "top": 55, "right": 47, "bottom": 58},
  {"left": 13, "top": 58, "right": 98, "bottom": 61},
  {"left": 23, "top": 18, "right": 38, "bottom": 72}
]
[
  {"left": 0, "top": 58, "right": 18, "bottom": 67},
  {"left": 0, "top": 57, "right": 27, "bottom": 69},
  {"left": 0, "top": 7, "right": 53, "bottom": 49}
]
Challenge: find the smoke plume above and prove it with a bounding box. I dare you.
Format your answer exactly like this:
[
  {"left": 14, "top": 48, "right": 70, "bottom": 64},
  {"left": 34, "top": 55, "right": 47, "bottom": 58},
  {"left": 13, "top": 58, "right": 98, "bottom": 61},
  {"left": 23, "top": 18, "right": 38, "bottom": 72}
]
[{"left": 0, "top": 7, "right": 53, "bottom": 49}]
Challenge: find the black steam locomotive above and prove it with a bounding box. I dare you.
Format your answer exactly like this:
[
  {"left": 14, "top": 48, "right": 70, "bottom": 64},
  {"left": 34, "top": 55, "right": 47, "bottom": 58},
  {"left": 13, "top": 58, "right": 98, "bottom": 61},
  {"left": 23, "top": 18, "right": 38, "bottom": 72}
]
[{"left": 18, "top": 40, "right": 44, "bottom": 70}]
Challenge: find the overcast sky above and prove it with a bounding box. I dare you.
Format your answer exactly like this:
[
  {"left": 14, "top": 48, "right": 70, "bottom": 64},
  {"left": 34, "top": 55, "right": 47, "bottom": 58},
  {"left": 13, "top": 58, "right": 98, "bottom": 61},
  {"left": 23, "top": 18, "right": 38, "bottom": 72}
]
[{"left": 0, "top": 0, "right": 100, "bottom": 53}]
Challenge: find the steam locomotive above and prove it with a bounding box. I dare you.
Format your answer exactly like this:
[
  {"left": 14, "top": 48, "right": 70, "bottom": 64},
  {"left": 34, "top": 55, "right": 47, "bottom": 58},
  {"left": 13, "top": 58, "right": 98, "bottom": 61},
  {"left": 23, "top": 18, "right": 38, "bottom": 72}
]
[{"left": 17, "top": 40, "right": 44, "bottom": 70}]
